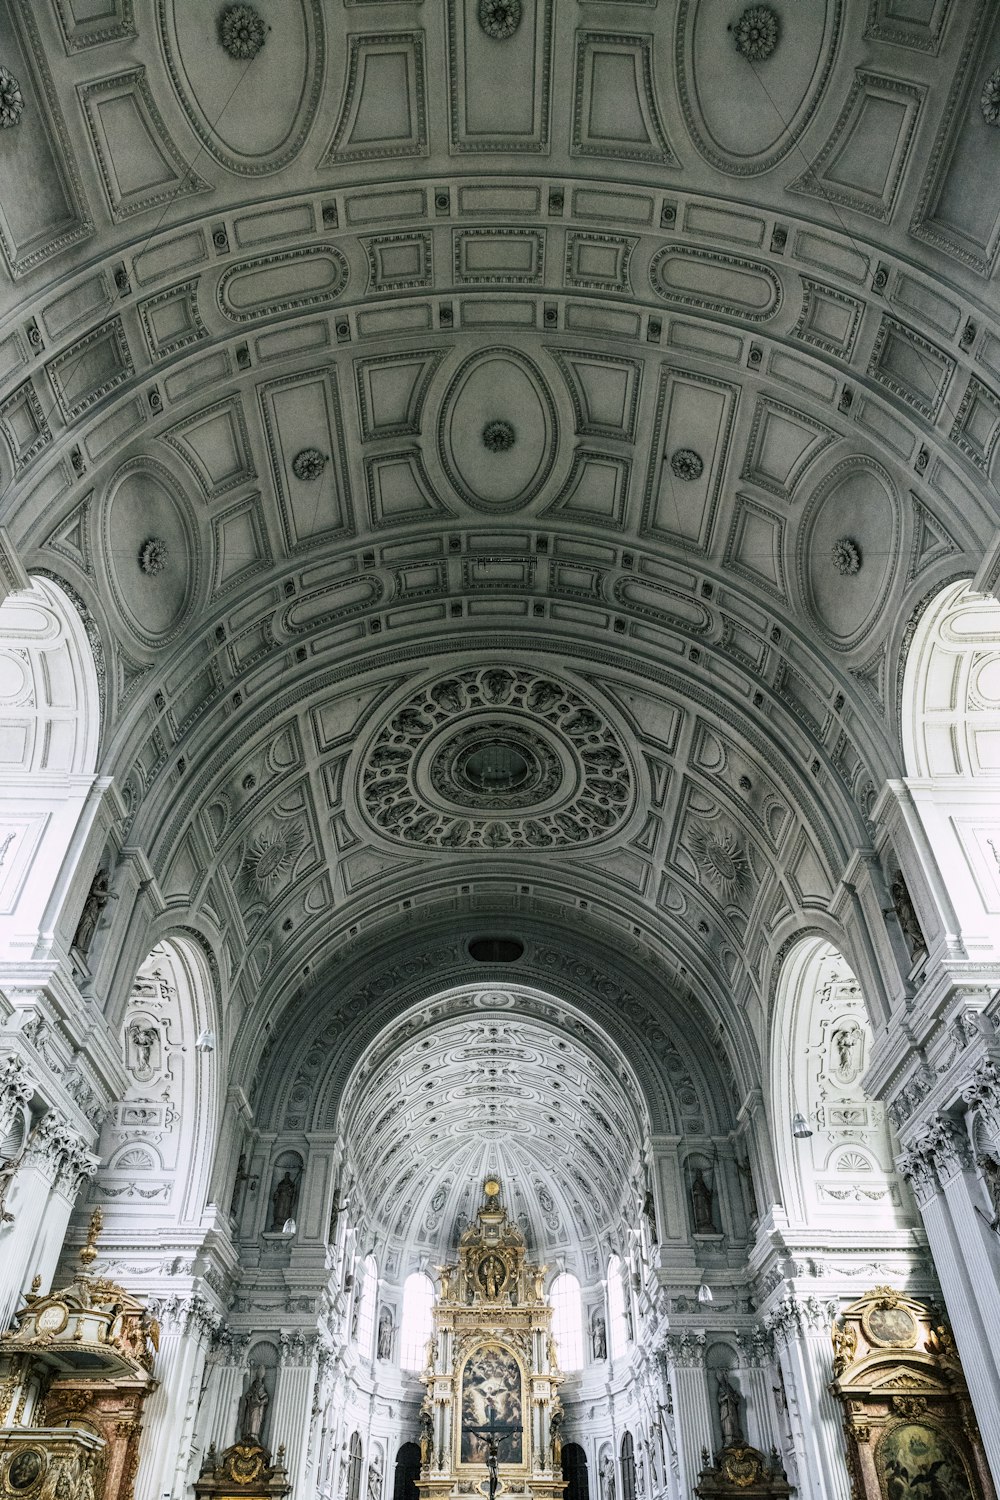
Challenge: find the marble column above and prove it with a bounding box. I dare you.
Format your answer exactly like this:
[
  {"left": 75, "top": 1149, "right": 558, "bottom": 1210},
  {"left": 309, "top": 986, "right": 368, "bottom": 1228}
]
[
  {"left": 194, "top": 1332, "right": 249, "bottom": 1455},
  {"left": 135, "top": 1297, "right": 217, "bottom": 1500},
  {"left": 897, "top": 1113, "right": 1000, "bottom": 1475},
  {"left": 766, "top": 1298, "right": 849, "bottom": 1500},
  {"left": 660, "top": 1333, "right": 710, "bottom": 1500},
  {"left": 274, "top": 1332, "right": 319, "bottom": 1496}
]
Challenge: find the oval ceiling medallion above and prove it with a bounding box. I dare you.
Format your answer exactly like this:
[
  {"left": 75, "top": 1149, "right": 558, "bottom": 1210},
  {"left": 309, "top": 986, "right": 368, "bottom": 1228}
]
[
  {"left": 103, "top": 458, "right": 197, "bottom": 648},
  {"left": 357, "top": 667, "right": 636, "bottom": 850},
  {"left": 798, "top": 457, "right": 899, "bottom": 651},
  {"left": 675, "top": 0, "right": 841, "bottom": 175},
  {"left": 157, "top": 0, "right": 324, "bottom": 175},
  {"left": 438, "top": 349, "right": 557, "bottom": 511},
  {"left": 649, "top": 244, "right": 782, "bottom": 322}
]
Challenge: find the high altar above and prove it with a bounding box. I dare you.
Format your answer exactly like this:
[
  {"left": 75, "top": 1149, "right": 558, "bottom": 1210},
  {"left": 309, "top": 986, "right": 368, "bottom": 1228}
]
[{"left": 418, "top": 1180, "right": 566, "bottom": 1500}]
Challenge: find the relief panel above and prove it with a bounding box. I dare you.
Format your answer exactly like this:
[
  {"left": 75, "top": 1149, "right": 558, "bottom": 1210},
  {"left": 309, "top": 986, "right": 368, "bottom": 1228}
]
[
  {"left": 446, "top": 0, "right": 553, "bottom": 152},
  {"left": 649, "top": 244, "right": 782, "bottom": 322},
  {"left": 789, "top": 70, "right": 924, "bottom": 222},
  {"left": 157, "top": 0, "right": 325, "bottom": 174},
  {"left": 258, "top": 369, "right": 355, "bottom": 549},
  {"left": 77, "top": 67, "right": 210, "bottom": 221},
  {"left": 797, "top": 457, "right": 900, "bottom": 651},
  {"left": 675, "top": 0, "right": 842, "bottom": 175},
  {"left": 572, "top": 32, "right": 677, "bottom": 165},
  {"left": 640, "top": 368, "right": 738, "bottom": 552},
  {"left": 322, "top": 31, "right": 428, "bottom": 163},
  {"left": 437, "top": 347, "right": 558, "bottom": 512}
]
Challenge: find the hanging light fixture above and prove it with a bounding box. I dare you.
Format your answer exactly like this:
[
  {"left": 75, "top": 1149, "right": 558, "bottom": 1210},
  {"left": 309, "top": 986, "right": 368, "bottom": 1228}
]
[
  {"left": 696, "top": 1282, "right": 713, "bottom": 1305},
  {"left": 791, "top": 1111, "right": 813, "bottom": 1140}
]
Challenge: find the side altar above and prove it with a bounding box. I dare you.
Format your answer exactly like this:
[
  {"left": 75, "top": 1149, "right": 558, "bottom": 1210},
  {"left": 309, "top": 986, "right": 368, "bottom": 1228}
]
[{"left": 418, "top": 1179, "right": 566, "bottom": 1500}]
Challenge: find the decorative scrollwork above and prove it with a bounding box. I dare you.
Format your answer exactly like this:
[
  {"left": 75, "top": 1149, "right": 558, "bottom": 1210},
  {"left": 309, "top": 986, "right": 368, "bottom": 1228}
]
[
  {"left": 359, "top": 666, "right": 636, "bottom": 850},
  {"left": 831, "top": 537, "right": 862, "bottom": 575},
  {"left": 291, "top": 447, "right": 328, "bottom": 481},
  {"left": 481, "top": 420, "right": 516, "bottom": 453},
  {"left": 137, "top": 538, "right": 168, "bottom": 577},
  {"left": 0, "top": 66, "right": 24, "bottom": 129},
  {"left": 478, "top": 0, "right": 522, "bottom": 40},
  {"left": 982, "top": 68, "right": 1000, "bottom": 127},
  {"left": 734, "top": 6, "right": 779, "bottom": 63},
  {"left": 670, "top": 448, "right": 704, "bottom": 482},
  {"left": 218, "top": 5, "right": 267, "bottom": 61}
]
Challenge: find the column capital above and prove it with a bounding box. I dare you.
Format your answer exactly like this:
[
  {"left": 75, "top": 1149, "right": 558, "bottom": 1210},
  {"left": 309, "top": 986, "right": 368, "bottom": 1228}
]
[
  {"left": 24, "top": 1108, "right": 99, "bottom": 1191},
  {"left": 659, "top": 1331, "right": 706, "bottom": 1368},
  {"left": 962, "top": 1058, "right": 1000, "bottom": 1139},
  {"left": 280, "top": 1329, "right": 319, "bottom": 1363},
  {"left": 735, "top": 1327, "right": 773, "bottom": 1364},
  {"left": 898, "top": 1113, "right": 972, "bottom": 1199},
  {"left": 149, "top": 1292, "right": 223, "bottom": 1341},
  {"left": 765, "top": 1295, "right": 837, "bottom": 1345}
]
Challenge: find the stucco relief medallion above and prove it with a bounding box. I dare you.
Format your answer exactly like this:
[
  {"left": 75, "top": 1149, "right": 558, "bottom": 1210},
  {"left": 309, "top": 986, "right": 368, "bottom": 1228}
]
[
  {"left": 0, "top": 67, "right": 24, "bottom": 129},
  {"left": 357, "top": 667, "right": 636, "bottom": 850}
]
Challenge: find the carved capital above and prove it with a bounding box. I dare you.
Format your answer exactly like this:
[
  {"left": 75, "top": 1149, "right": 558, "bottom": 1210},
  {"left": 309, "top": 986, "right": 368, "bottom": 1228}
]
[
  {"left": 735, "top": 1326, "right": 772, "bottom": 1364},
  {"left": 0, "top": 1055, "right": 33, "bottom": 1132},
  {"left": 280, "top": 1328, "right": 319, "bottom": 1363},
  {"left": 659, "top": 1331, "right": 705, "bottom": 1367},
  {"left": 962, "top": 1059, "right": 1000, "bottom": 1140}
]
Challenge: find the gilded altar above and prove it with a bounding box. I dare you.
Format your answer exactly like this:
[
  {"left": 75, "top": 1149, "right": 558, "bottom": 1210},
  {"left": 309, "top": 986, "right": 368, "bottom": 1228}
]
[
  {"left": 830, "top": 1286, "right": 996, "bottom": 1500},
  {"left": 417, "top": 1179, "right": 566, "bottom": 1500}
]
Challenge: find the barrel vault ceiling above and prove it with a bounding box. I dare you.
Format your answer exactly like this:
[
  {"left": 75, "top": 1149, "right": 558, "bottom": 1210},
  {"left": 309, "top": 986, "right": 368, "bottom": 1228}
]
[{"left": 2, "top": 0, "right": 1000, "bottom": 1073}]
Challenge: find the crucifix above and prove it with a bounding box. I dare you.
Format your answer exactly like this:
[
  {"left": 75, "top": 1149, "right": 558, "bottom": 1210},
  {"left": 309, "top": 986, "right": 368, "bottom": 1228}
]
[{"left": 464, "top": 1401, "right": 523, "bottom": 1500}]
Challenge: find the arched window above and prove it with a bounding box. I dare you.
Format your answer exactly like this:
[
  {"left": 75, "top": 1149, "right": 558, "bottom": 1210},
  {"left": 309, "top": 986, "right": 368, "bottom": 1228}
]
[
  {"left": 400, "top": 1271, "right": 435, "bottom": 1370},
  {"left": 348, "top": 1433, "right": 364, "bottom": 1500},
  {"left": 620, "top": 1433, "right": 636, "bottom": 1500},
  {"left": 549, "top": 1272, "right": 583, "bottom": 1371},
  {"left": 607, "top": 1255, "right": 628, "bottom": 1360},
  {"left": 355, "top": 1255, "right": 378, "bottom": 1358}
]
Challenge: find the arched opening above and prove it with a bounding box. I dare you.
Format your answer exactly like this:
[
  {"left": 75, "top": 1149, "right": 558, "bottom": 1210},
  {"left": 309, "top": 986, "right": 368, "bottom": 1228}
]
[
  {"left": 392, "top": 1443, "right": 421, "bottom": 1500},
  {"left": 347, "top": 1432, "right": 364, "bottom": 1500},
  {"left": 0, "top": 575, "right": 101, "bottom": 959},
  {"left": 562, "top": 1442, "right": 589, "bottom": 1500},
  {"left": 354, "top": 1254, "right": 378, "bottom": 1359},
  {"left": 400, "top": 1271, "right": 434, "bottom": 1371},
  {"left": 550, "top": 1271, "right": 583, "bottom": 1372},
  {"left": 620, "top": 1432, "right": 636, "bottom": 1500},
  {"left": 770, "top": 936, "right": 912, "bottom": 1233},
  {"left": 901, "top": 578, "right": 1000, "bottom": 955},
  {"left": 85, "top": 935, "right": 221, "bottom": 1236},
  {"left": 606, "top": 1255, "right": 628, "bottom": 1361}
]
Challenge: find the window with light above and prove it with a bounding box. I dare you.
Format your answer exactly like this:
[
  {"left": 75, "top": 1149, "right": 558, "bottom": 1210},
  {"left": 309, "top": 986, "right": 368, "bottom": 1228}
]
[
  {"left": 400, "top": 1271, "right": 435, "bottom": 1371},
  {"left": 550, "top": 1272, "right": 584, "bottom": 1371},
  {"left": 356, "top": 1254, "right": 378, "bottom": 1358},
  {"left": 607, "top": 1256, "right": 628, "bottom": 1360}
]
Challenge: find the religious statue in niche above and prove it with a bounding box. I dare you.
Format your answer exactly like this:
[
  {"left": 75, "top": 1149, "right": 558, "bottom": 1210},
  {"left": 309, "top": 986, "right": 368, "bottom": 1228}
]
[
  {"left": 717, "top": 1373, "right": 744, "bottom": 1446},
  {"left": 368, "top": 1451, "right": 384, "bottom": 1500},
  {"left": 460, "top": 1348, "right": 522, "bottom": 1463},
  {"left": 126, "top": 1019, "right": 159, "bottom": 1080},
  {"left": 691, "top": 1168, "right": 717, "bottom": 1233},
  {"left": 269, "top": 1168, "right": 299, "bottom": 1231},
  {"left": 976, "top": 1152, "right": 1000, "bottom": 1222},
  {"left": 72, "top": 868, "right": 110, "bottom": 956},
  {"left": 592, "top": 1312, "right": 607, "bottom": 1360},
  {"left": 890, "top": 871, "right": 927, "bottom": 962},
  {"left": 240, "top": 1365, "right": 270, "bottom": 1443},
  {"left": 477, "top": 1250, "right": 508, "bottom": 1300},
  {"left": 377, "top": 1306, "right": 394, "bottom": 1361},
  {"left": 830, "top": 1022, "right": 863, "bottom": 1085},
  {"left": 643, "top": 1189, "right": 658, "bottom": 1244},
  {"left": 599, "top": 1451, "right": 616, "bottom": 1500}
]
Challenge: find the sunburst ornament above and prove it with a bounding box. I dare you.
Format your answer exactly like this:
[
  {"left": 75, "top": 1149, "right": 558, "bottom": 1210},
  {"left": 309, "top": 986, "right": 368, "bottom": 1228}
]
[
  {"left": 0, "top": 67, "right": 24, "bottom": 129},
  {"left": 689, "top": 824, "right": 752, "bottom": 902},
  {"left": 242, "top": 822, "right": 305, "bottom": 893}
]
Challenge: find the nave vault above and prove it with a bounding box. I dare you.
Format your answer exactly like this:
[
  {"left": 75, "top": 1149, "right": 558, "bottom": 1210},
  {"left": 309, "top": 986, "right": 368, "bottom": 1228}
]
[{"left": 2, "top": 1, "right": 1000, "bottom": 1498}]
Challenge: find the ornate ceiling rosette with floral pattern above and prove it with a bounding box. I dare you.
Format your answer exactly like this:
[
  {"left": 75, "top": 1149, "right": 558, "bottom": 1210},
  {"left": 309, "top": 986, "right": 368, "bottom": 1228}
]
[{"left": 357, "top": 666, "right": 637, "bottom": 851}]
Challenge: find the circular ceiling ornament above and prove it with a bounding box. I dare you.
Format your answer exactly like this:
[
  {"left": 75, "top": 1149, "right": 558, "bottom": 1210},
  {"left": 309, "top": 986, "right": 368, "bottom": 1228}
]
[
  {"left": 0, "top": 66, "right": 24, "bottom": 129},
  {"left": 218, "top": 4, "right": 267, "bottom": 60},
  {"left": 291, "top": 447, "right": 328, "bottom": 481},
  {"left": 137, "top": 537, "right": 169, "bottom": 577},
  {"left": 358, "top": 667, "right": 636, "bottom": 851},
  {"left": 482, "top": 420, "right": 516, "bottom": 454},
  {"left": 479, "top": 0, "right": 522, "bottom": 39},
  {"left": 689, "top": 824, "right": 753, "bottom": 902},
  {"left": 670, "top": 448, "right": 704, "bottom": 482},
  {"left": 734, "top": 7, "right": 779, "bottom": 63},
  {"left": 831, "top": 537, "right": 862, "bottom": 576},
  {"left": 982, "top": 68, "right": 1000, "bottom": 127}
]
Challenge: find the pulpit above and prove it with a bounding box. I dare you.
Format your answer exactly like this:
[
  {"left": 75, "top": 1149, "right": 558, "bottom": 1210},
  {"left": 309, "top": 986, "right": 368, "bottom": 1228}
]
[
  {"left": 0, "top": 1211, "right": 157, "bottom": 1500},
  {"left": 417, "top": 1178, "right": 566, "bottom": 1500}
]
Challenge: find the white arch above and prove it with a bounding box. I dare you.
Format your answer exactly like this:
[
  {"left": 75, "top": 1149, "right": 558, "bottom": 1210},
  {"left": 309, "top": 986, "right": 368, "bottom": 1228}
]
[
  {"left": 87, "top": 935, "right": 222, "bottom": 1231},
  {"left": 769, "top": 936, "right": 913, "bottom": 1233},
  {"left": 0, "top": 576, "right": 102, "bottom": 958},
  {"left": 902, "top": 578, "right": 1000, "bottom": 780}
]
